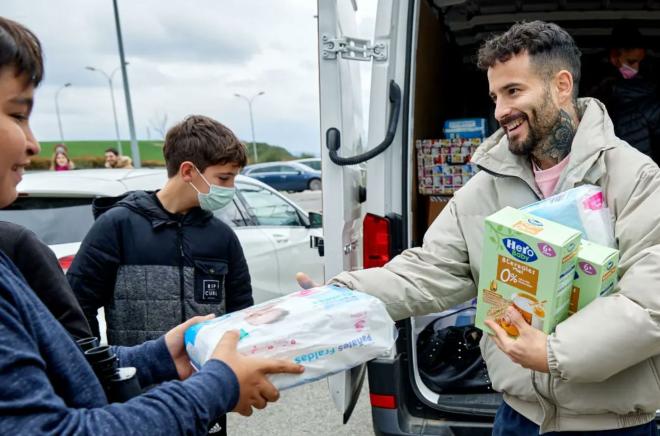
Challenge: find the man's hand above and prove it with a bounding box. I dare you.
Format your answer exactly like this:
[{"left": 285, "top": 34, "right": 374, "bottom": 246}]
[
  {"left": 295, "top": 272, "right": 320, "bottom": 289},
  {"left": 484, "top": 306, "right": 550, "bottom": 373},
  {"left": 212, "top": 330, "right": 305, "bottom": 416},
  {"left": 165, "top": 314, "right": 215, "bottom": 380}
]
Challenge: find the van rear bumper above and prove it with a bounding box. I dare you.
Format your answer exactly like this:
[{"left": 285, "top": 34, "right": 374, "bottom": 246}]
[{"left": 368, "top": 357, "right": 494, "bottom": 436}]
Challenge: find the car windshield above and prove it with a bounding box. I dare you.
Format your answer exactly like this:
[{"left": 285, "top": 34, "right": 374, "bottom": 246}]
[{"left": 0, "top": 197, "right": 95, "bottom": 245}]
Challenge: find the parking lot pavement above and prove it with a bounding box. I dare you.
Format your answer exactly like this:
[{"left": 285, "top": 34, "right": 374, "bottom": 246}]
[{"left": 227, "top": 374, "right": 374, "bottom": 435}]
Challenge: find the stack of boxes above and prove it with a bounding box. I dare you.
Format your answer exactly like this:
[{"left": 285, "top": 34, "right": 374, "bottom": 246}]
[
  {"left": 416, "top": 118, "right": 486, "bottom": 195},
  {"left": 476, "top": 207, "right": 620, "bottom": 336}
]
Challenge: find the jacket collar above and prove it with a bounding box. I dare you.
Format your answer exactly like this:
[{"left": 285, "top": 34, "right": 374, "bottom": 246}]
[
  {"left": 94, "top": 190, "right": 213, "bottom": 228},
  {"left": 472, "top": 98, "right": 617, "bottom": 197}
]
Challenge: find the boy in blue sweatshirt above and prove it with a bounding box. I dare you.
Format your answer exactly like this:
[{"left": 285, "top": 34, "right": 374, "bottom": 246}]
[{"left": 0, "top": 15, "right": 303, "bottom": 435}]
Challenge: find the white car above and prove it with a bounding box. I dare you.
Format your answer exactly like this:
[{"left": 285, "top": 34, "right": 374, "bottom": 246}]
[{"left": 0, "top": 168, "right": 324, "bottom": 304}]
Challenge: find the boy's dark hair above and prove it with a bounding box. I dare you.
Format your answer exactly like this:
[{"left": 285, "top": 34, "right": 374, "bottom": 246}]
[
  {"left": 0, "top": 17, "right": 43, "bottom": 86},
  {"left": 163, "top": 115, "right": 248, "bottom": 177},
  {"left": 477, "top": 21, "right": 582, "bottom": 99},
  {"left": 105, "top": 148, "right": 119, "bottom": 155}
]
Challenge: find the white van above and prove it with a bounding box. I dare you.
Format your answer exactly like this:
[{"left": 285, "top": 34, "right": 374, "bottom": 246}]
[{"left": 318, "top": 1, "right": 660, "bottom": 434}]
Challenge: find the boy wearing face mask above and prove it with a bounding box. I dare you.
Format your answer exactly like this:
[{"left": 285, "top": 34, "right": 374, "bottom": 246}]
[{"left": 68, "top": 115, "right": 253, "bottom": 347}]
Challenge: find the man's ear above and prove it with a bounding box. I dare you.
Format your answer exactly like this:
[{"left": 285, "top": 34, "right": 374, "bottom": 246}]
[
  {"left": 554, "top": 69, "right": 574, "bottom": 105},
  {"left": 179, "top": 161, "right": 195, "bottom": 183}
]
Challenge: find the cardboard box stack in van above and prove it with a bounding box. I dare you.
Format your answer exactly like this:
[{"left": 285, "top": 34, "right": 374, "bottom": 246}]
[
  {"left": 476, "top": 207, "right": 582, "bottom": 336},
  {"left": 415, "top": 138, "right": 480, "bottom": 195},
  {"left": 416, "top": 117, "right": 486, "bottom": 196},
  {"left": 569, "top": 240, "right": 619, "bottom": 316}
]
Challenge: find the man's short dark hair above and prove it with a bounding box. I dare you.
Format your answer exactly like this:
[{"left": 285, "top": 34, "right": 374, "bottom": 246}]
[
  {"left": 477, "top": 21, "right": 582, "bottom": 99},
  {"left": 0, "top": 17, "right": 43, "bottom": 86},
  {"left": 163, "top": 115, "right": 248, "bottom": 177},
  {"left": 105, "top": 148, "right": 119, "bottom": 155}
]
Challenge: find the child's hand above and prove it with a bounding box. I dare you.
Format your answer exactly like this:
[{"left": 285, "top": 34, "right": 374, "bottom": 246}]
[
  {"left": 210, "top": 331, "right": 304, "bottom": 416},
  {"left": 164, "top": 314, "right": 215, "bottom": 380}
]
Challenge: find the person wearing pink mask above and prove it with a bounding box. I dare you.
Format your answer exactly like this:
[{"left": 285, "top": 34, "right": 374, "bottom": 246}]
[{"left": 587, "top": 22, "right": 660, "bottom": 164}]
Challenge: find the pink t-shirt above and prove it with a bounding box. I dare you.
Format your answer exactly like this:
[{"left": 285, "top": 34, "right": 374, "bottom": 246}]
[{"left": 532, "top": 155, "right": 570, "bottom": 198}]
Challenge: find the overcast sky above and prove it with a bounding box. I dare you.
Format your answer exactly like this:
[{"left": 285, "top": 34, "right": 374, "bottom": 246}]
[{"left": 3, "top": 0, "right": 336, "bottom": 156}]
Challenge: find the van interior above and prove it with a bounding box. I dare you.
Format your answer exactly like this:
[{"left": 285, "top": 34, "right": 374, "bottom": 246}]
[{"left": 408, "top": 0, "right": 660, "bottom": 421}]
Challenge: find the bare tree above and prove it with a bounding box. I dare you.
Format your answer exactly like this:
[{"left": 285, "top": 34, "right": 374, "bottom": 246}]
[{"left": 149, "top": 112, "right": 168, "bottom": 139}]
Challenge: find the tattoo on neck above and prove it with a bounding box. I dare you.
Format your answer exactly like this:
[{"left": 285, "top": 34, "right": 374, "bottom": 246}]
[{"left": 535, "top": 109, "right": 575, "bottom": 165}]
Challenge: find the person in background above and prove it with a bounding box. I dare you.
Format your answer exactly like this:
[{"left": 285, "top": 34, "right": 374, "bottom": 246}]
[
  {"left": 50, "top": 150, "right": 73, "bottom": 171},
  {"left": 105, "top": 147, "right": 133, "bottom": 168},
  {"left": 586, "top": 23, "right": 660, "bottom": 163},
  {"left": 0, "top": 15, "right": 303, "bottom": 435}
]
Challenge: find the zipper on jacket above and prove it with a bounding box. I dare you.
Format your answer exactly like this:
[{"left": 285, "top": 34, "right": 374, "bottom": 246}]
[{"left": 177, "top": 222, "right": 186, "bottom": 323}]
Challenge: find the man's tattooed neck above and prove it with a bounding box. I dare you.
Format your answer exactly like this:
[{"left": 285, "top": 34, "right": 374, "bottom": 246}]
[{"left": 533, "top": 109, "right": 576, "bottom": 167}]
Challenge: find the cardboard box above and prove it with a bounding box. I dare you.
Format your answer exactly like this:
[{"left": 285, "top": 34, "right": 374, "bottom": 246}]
[
  {"left": 568, "top": 240, "right": 619, "bottom": 315},
  {"left": 476, "top": 207, "right": 581, "bottom": 336},
  {"left": 427, "top": 195, "right": 451, "bottom": 226}
]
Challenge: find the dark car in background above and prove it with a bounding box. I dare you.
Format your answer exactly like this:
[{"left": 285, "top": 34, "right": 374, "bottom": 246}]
[{"left": 242, "top": 161, "right": 322, "bottom": 192}]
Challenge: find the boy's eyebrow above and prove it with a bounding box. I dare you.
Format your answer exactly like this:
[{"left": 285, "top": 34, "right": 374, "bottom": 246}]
[{"left": 9, "top": 96, "right": 33, "bottom": 112}]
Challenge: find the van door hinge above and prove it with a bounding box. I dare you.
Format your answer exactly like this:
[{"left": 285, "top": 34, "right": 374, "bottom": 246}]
[{"left": 321, "top": 34, "right": 387, "bottom": 61}]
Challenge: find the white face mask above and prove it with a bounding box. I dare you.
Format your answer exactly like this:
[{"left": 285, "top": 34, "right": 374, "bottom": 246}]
[{"left": 189, "top": 166, "right": 235, "bottom": 211}]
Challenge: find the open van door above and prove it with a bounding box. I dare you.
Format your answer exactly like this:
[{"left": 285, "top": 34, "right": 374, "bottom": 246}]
[{"left": 317, "top": 0, "right": 413, "bottom": 424}]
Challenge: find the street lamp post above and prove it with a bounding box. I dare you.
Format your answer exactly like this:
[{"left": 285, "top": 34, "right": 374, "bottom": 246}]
[
  {"left": 55, "top": 83, "right": 71, "bottom": 143},
  {"left": 85, "top": 63, "right": 128, "bottom": 155},
  {"left": 113, "top": 0, "right": 141, "bottom": 167},
  {"left": 234, "top": 91, "right": 265, "bottom": 163}
]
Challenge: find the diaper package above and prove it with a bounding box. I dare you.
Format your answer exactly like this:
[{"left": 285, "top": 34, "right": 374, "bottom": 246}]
[
  {"left": 522, "top": 185, "right": 616, "bottom": 248},
  {"left": 184, "top": 285, "right": 396, "bottom": 390}
]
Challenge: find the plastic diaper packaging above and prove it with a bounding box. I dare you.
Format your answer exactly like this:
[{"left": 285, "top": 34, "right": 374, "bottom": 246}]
[
  {"left": 522, "top": 185, "right": 616, "bottom": 248},
  {"left": 184, "top": 285, "right": 396, "bottom": 390}
]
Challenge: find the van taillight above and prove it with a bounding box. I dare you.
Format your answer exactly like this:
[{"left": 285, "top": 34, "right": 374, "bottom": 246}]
[
  {"left": 369, "top": 393, "right": 397, "bottom": 409},
  {"left": 363, "top": 213, "right": 391, "bottom": 268},
  {"left": 58, "top": 255, "right": 74, "bottom": 273}
]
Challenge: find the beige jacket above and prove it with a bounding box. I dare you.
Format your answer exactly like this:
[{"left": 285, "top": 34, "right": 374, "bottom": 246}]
[
  {"left": 332, "top": 98, "right": 660, "bottom": 432},
  {"left": 105, "top": 155, "right": 133, "bottom": 169}
]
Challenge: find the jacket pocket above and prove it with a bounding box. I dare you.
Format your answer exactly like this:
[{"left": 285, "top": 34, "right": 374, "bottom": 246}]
[{"left": 193, "top": 258, "right": 228, "bottom": 305}]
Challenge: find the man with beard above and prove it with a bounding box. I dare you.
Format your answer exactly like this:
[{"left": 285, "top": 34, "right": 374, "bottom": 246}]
[{"left": 298, "top": 20, "right": 660, "bottom": 434}]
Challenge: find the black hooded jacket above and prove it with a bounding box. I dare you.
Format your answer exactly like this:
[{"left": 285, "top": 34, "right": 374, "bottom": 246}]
[
  {"left": 587, "top": 65, "right": 660, "bottom": 162},
  {"left": 67, "top": 191, "right": 253, "bottom": 346}
]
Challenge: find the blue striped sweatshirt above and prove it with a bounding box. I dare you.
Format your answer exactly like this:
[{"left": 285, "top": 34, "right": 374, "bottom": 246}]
[{"left": 0, "top": 251, "right": 238, "bottom": 435}]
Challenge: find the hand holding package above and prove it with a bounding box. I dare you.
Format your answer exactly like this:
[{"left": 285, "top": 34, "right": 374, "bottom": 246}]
[{"left": 185, "top": 285, "right": 396, "bottom": 389}]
